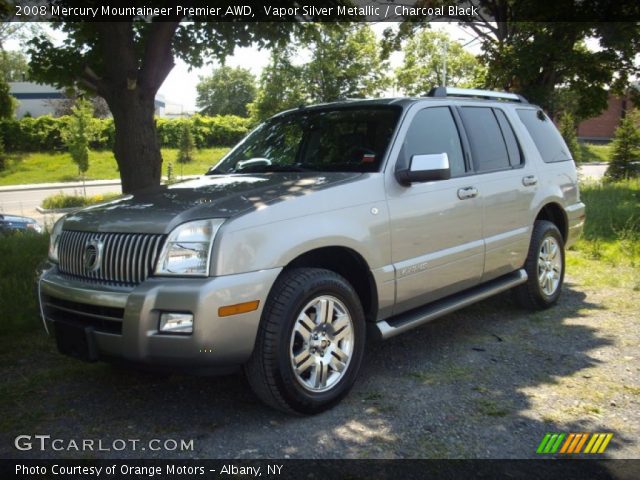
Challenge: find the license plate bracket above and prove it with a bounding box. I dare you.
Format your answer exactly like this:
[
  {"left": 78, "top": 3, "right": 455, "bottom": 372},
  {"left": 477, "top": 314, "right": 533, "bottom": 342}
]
[{"left": 54, "top": 321, "right": 99, "bottom": 362}]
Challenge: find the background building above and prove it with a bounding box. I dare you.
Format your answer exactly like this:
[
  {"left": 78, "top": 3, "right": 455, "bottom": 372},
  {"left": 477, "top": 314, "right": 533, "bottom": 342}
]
[{"left": 9, "top": 82, "right": 167, "bottom": 117}]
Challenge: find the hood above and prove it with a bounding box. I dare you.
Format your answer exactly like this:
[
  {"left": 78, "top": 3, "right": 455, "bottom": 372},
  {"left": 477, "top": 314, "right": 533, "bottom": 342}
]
[{"left": 62, "top": 172, "right": 361, "bottom": 234}]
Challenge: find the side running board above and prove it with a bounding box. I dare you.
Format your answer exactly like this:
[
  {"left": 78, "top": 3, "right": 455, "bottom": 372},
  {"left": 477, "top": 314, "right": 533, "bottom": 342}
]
[{"left": 375, "top": 269, "right": 528, "bottom": 340}]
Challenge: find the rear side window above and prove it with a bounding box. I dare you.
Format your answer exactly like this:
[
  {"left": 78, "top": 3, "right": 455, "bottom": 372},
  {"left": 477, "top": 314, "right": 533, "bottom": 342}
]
[
  {"left": 459, "top": 107, "right": 510, "bottom": 172},
  {"left": 517, "top": 109, "right": 572, "bottom": 163},
  {"left": 494, "top": 109, "right": 523, "bottom": 167},
  {"left": 404, "top": 107, "right": 466, "bottom": 177}
]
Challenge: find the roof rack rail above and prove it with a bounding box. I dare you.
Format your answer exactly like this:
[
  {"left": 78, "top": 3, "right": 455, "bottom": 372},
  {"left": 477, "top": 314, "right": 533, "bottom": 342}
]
[{"left": 426, "top": 87, "right": 528, "bottom": 103}]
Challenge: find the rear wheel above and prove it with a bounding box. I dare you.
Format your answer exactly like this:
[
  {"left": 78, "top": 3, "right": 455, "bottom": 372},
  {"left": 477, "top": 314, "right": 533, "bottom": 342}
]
[
  {"left": 515, "top": 220, "right": 565, "bottom": 310},
  {"left": 245, "top": 268, "right": 365, "bottom": 414}
]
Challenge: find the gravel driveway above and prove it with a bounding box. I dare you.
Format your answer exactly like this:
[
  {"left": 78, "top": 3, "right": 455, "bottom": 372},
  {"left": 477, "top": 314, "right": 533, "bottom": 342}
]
[{"left": 2, "top": 275, "right": 638, "bottom": 460}]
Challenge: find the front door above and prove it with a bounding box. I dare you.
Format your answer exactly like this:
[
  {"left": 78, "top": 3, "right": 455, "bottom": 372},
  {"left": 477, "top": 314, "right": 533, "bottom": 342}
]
[{"left": 386, "top": 106, "right": 484, "bottom": 314}]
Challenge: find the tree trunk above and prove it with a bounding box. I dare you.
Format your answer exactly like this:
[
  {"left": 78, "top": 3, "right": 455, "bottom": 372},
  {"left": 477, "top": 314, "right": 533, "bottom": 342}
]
[
  {"left": 85, "top": 22, "right": 178, "bottom": 194},
  {"left": 107, "top": 90, "right": 162, "bottom": 194}
]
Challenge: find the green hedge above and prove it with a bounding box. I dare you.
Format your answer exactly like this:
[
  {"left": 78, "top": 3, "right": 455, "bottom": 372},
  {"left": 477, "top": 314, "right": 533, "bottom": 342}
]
[{"left": 0, "top": 114, "right": 250, "bottom": 152}]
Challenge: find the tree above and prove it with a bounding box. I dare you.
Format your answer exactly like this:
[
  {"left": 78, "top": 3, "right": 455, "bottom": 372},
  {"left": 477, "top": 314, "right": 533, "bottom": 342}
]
[
  {"left": 452, "top": 6, "right": 640, "bottom": 118},
  {"left": 249, "top": 23, "right": 388, "bottom": 122},
  {"left": 0, "top": 50, "right": 29, "bottom": 82},
  {"left": 177, "top": 121, "right": 195, "bottom": 164},
  {"left": 0, "top": 22, "right": 43, "bottom": 50},
  {"left": 248, "top": 49, "right": 307, "bottom": 122},
  {"left": 606, "top": 110, "right": 640, "bottom": 181},
  {"left": 557, "top": 112, "right": 582, "bottom": 163},
  {"left": 0, "top": 75, "right": 14, "bottom": 119},
  {"left": 26, "top": 9, "right": 347, "bottom": 193},
  {"left": 196, "top": 66, "right": 256, "bottom": 117},
  {"left": 395, "top": 30, "right": 483, "bottom": 95},
  {"left": 62, "top": 98, "right": 96, "bottom": 193},
  {"left": 389, "top": 3, "right": 640, "bottom": 118},
  {"left": 302, "top": 23, "right": 388, "bottom": 103}
]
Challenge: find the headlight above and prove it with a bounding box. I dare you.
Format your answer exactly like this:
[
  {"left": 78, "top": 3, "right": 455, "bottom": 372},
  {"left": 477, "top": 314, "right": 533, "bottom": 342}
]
[
  {"left": 48, "top": 216, "right": 65, "bottom": 263},
  {"left": 155, "top": 219, "right": 224, "bottom": 276}
]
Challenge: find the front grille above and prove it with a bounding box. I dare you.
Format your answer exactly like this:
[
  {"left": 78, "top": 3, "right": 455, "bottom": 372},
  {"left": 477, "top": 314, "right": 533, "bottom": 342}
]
[
  {"left": 42, "top": 295, "right": 124, "bottom": 334},
  {"left": 58, "top": 230, "right": 165, "bottom": 286}
]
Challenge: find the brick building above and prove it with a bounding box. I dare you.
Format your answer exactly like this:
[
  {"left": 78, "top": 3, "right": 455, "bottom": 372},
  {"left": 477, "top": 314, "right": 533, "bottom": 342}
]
[{"left": 577, "top": 86, "right": 638, "bottom": 143}]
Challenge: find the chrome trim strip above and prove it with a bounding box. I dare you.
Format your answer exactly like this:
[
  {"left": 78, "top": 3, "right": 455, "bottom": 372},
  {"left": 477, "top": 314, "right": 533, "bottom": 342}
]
[{"left": 41, "top": 273, "right": 129, "bottom": 309}]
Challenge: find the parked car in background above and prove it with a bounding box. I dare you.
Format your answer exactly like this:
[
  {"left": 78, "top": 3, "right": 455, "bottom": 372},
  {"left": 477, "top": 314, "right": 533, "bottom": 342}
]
[
  {"left": 0, "top": 214, "right": 43, "bottom": 234},
  {"left": 39, "top": 87, "right": 585, "bottom": 414}
]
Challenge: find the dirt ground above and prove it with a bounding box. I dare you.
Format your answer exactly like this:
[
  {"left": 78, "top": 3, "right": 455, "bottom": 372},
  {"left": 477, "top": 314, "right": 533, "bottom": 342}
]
[{"left": 1, "top": 274, "right": 638, "bottom": 460}]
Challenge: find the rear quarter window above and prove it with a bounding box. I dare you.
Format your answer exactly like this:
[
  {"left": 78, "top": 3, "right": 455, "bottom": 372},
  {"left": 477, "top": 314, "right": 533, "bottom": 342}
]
[{"left": 516, "top": 109, "right": 572, "bottom": 163}]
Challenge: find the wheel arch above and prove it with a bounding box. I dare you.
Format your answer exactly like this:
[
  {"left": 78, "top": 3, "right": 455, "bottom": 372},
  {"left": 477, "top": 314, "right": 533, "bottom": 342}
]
[
  {"left": 535, "top": 202, "right": 568, "bottom": 243},
  {"left": 280, "top": 246, "right": 379, "bottom": 323}
]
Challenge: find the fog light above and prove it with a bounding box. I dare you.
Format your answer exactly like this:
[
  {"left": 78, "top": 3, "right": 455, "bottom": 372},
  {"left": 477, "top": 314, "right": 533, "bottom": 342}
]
[{"left": 159, "top": 313, "right": 193, "bottom": 334}]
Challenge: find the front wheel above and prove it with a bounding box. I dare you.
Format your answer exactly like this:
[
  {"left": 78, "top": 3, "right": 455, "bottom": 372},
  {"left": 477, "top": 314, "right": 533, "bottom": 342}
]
[
  {"left": 514, "top": 220, "right": 565, "bottom": 310},
  {"left": 245, "top": 268, "right": 366, "bottom": 414}
]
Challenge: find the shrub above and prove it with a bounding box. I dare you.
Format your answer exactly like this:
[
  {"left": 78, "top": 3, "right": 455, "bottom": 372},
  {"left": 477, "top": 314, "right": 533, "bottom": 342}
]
[
  {"left": 558, "top": 112, "right": 582, "bottom": 163},
  {"left": 177, "top": 121, "right": 195, "bottom": 164},
  {"left": 0, "top": 136, "right": 5, "bottom": 171},
  {"left": 606, "top": 110, "right": 640, "bottom": 181},
  {"left": 41, "top": 192, "right": 121, "bottom": 210},
  {"left": 62, "top": 98, "right": 96, "bottom": 177}
]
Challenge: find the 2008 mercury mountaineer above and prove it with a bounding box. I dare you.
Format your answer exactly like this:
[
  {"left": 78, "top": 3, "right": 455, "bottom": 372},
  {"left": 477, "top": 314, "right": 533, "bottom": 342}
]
[{"left": 39, "top": 87, "right": 585, "bottom": 414}]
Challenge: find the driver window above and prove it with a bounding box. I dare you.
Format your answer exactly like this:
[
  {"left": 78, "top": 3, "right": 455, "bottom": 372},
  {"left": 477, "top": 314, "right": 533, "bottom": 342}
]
[{"left": 404, "top": 107, "right": 466, "bottom": 177}]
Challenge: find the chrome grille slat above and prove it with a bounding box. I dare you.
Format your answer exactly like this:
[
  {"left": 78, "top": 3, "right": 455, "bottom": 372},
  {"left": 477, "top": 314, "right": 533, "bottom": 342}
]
[
  {"left": 58, "top": 231, "right": 165, "bottom": 286},
  {"left": 137, "top": 235, "right": 150, "bottom": 285},
  {"left": 133, "top": 235, "right": 144, "bottom": 284}
]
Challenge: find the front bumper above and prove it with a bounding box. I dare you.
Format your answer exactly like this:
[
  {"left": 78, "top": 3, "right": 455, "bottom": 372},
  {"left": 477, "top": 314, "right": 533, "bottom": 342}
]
[{"left": 38, "top": 267, "right": 282, "bottom": 370}]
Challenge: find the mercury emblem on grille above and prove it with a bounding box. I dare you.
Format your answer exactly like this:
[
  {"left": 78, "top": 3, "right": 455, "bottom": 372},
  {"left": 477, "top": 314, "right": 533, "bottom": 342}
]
[{"left": 83, "top": 238, "right": 103, "bottom": 272}]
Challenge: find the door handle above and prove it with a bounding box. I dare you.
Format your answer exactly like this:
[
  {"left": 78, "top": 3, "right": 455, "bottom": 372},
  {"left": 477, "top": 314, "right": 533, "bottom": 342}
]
[
  {"left": 457, "top": 186, "right": 478, "bottom": 200},
  {"left": 522, "top": 175, "right": 538, "bottom": 186}
]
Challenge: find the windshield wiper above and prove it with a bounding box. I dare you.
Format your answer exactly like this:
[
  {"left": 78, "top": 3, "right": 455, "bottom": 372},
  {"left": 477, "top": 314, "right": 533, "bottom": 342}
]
[{"left": 206, "top": 164, "right": 314, "bottom": 174}]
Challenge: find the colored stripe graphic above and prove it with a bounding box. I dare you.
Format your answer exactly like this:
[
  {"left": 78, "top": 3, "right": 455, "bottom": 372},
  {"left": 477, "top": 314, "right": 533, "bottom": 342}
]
[
  {"left": 537, "top": 433, "right": 552, "bottom": 453},
  {"left": 539, "top": 433, "right": 614, "bottom": 454},
  {"left": 560, "top": 433, "right": 575, "bottom": 453},
  {"left": 537, "top": 433, "right": 566, "bottom": 453}
]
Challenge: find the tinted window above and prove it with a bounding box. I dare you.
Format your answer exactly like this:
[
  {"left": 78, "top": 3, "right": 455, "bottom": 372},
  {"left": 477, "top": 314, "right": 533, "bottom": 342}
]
[
  {"left": 211, "top": 107, "right": 401, "bottom": 174},
  {"left": 494, "top": 109, "right": 522, "bottom": 166},
  {"left": 460, "top": 107, "right": 510, "bottom": 172},
  {"left": 404, "top": 107, "right": 465, "bottom": 177},
  {"left": 517, "top": 109, "right": 571, "bottom": 163}
]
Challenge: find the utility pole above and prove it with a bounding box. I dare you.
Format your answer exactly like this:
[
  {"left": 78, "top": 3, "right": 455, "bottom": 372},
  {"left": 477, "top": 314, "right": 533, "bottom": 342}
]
[{"left": 442, "top": 39, "right": 448, "bottom": 87}]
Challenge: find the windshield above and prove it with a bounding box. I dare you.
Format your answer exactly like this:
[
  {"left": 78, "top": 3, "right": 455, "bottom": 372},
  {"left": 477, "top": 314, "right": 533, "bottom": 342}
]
[{"left": 208, "top": 106, "right": 401, "bottom": 174}]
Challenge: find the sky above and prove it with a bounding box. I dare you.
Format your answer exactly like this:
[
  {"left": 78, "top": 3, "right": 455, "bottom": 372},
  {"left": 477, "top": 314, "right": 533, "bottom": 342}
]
[{"left": 6, "top": 22, "right": 481, "bottom": 113}]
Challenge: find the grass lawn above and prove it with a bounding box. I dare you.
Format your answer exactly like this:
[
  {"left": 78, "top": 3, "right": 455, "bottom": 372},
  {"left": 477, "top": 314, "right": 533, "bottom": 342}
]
[
  {"left": 567, "top": 178, "right": 640, "bottom": 290},
  {"left": 579, "top": 143, "right": 612, "bottom": 163},
  {"left": 0, "top": 147, "right": 230, "bottom": 186}
]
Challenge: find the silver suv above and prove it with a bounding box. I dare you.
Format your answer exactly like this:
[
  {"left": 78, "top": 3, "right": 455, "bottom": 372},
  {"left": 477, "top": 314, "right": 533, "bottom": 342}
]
[{"left": 39, "top": 87, "right": 585, "bottom": 414}]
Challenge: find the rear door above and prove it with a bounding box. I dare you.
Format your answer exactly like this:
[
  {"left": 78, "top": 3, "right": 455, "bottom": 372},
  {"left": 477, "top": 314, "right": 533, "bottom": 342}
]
[
  {"left": 457, "top": 106, "right": 537, "bottom": 281},
  {"left": 386, "top": 105, "right": 484, "bottom": 314}
]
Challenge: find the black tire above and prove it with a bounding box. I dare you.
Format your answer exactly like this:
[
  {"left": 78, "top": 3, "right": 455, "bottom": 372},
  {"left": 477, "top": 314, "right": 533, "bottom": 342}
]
[
  {"left": 514, "top": 220, "right": 565, "bottom": 310},
  {"left": 245, "top": 268, "right": 366, "bottom": 414}
]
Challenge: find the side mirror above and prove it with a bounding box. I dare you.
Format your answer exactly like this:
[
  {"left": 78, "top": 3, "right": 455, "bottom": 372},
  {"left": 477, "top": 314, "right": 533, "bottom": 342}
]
[
  {"left": 395, "top": 153, "right": 451, "bottom": 185},
  {"left": 236, "top": 157, "right": 272, "bottom": 170}
]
